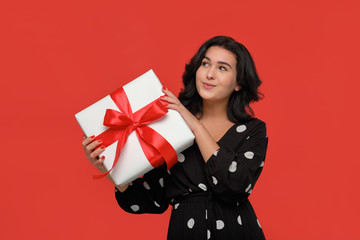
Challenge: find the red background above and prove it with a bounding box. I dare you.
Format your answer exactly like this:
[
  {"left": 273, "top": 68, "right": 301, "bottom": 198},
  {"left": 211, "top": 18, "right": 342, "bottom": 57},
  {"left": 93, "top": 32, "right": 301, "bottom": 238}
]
[{"left": 1, "top": 0, "right": 360, "bottom": 239}]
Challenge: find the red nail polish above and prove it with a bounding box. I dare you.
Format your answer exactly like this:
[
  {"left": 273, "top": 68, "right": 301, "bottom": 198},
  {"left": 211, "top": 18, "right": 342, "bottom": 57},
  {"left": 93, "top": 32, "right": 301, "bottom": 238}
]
[
  {"left": 162, "top": 86, "right": 168, "bottom": 90},
  {"left": 101, "top": 145, "right": 105, "bottom": 149},
  {"left": 101, "top": 156, "right": 105, "bottom": 160},
  {"left": 90, "top": 135, "right": 95, "bottom": 138},
  {"left": 98, "top": 139, "right": 103, "bottom": 143}
]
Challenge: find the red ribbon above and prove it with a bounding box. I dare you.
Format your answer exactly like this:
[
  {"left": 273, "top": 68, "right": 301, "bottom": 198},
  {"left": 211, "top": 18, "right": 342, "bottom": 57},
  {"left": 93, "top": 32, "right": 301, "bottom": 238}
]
[{"left": 93, "top": 87, "right": 177, "bottom": 179}]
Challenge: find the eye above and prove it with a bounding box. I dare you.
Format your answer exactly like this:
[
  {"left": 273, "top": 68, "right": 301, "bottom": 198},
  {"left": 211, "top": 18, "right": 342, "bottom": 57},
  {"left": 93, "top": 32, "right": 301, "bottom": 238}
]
[
  {"left": 219, "top": 66, "right": 227, "bottom": 71},
  {"left": 202, "top": 61, "right": 209, "bottom": 67}
]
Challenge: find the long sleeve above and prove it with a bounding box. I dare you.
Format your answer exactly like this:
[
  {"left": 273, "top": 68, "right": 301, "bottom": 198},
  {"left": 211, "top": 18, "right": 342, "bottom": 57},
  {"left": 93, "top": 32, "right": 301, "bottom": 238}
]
[
  {"left": 204, "top": 120, "right": 268, "bottom": 203},
  {"left": 115, "top": 163, "right": 170, "bottom": 214}
]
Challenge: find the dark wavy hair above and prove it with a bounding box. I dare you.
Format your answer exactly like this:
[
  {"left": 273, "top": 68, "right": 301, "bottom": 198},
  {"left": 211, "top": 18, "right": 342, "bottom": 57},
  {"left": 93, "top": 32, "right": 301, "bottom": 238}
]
[{"left": 178, "top": 36, "right": 263, "bottom": 122}]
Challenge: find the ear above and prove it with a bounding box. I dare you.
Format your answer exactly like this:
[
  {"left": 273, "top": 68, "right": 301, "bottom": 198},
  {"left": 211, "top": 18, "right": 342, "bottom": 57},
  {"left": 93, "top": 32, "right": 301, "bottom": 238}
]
[{"left": 234, "top": 85, "right": 241, "bottom": 91}]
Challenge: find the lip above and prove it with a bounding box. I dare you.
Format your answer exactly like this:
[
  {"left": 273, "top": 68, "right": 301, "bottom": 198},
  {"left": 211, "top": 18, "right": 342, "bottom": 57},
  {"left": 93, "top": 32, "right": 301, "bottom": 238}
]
[{"left": 203, "top": 82, "right": 215, "bottom": 90}]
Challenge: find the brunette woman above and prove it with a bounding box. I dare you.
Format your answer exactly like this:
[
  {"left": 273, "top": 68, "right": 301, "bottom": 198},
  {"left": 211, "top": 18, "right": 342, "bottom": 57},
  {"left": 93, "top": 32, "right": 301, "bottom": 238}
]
[{"left": 82, "top": 36, "right": 268, "bottom": 239}]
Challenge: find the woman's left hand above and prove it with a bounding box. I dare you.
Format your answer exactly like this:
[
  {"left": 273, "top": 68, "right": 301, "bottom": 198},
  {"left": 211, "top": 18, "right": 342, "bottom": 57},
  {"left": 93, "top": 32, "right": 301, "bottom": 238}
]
[{"left": 160, "top": 87, "right": 201, "bottom": 132}]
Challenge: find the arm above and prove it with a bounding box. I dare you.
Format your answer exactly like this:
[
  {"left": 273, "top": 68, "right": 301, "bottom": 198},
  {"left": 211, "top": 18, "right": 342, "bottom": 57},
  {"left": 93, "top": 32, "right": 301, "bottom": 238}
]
[
  {"left": 81, "top": 135, "right": 169, "bottom": 214},
  {"left": 160, "top": 88, "right": 219, "bottom": 162},
  {"left": 204, "top": 121, "right": 268, "bottom": 202},
  {"left": 114, "top": 164, "right": 169, "bottom": 214}
]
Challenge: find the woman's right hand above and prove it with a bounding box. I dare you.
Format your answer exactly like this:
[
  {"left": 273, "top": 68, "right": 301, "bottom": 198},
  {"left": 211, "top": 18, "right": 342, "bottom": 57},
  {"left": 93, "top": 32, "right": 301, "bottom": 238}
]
[
  {"left": 81, "top": 135, "right": 107, "bottom": 173},
  {"left": 81, "top": 135, "right": 130, "bottom": 192}
]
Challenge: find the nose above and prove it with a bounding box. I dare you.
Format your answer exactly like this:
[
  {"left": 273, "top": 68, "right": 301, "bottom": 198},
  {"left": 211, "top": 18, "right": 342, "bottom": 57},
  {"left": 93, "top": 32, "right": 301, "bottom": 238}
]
[{"left": 206, "top": 66, "right": 215, "bottom": 80}]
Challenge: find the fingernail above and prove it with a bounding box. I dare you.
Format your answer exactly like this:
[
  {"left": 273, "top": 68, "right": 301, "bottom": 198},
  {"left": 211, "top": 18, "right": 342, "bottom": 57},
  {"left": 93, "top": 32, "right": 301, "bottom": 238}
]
[
  {"left": 98, "top": 139, "right": 103, "bottom": 143},
  {"left": 162, "top": 86, "right": 167, "bottom": 90},
  {"left": 101, "top": 145, "right": 105, "bottom": 149},
  {"left": 90, "top": 135, "right": 95, "bottom": 138},
  {"left": 101, "top": 156, "right": 105, "bottom": 160}
]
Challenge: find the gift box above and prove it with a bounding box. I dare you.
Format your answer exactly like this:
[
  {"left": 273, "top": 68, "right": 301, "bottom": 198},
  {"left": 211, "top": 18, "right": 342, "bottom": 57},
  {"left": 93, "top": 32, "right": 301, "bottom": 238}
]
[{"left": 75, "top": 69, "right": 194, "bottom": 186}]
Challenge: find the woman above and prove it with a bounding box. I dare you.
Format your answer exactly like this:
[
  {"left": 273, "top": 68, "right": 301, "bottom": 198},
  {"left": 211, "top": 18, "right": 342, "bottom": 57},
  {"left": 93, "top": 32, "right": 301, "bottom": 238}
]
[{"left": 82, "top": 36, "right": 268, "bottom": 239}]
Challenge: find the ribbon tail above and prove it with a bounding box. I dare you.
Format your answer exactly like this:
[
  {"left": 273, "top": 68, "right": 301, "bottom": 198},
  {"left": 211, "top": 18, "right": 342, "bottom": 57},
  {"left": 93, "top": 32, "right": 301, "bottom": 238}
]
[{"left": 137, "top": 126, "right": 178, "bottom": 170}]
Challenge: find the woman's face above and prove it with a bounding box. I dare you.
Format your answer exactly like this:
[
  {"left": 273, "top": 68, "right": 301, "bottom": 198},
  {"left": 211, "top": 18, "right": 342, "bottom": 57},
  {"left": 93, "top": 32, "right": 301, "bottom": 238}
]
[{"left": 195, "top": 46, "right": 240, "bottom": 105}]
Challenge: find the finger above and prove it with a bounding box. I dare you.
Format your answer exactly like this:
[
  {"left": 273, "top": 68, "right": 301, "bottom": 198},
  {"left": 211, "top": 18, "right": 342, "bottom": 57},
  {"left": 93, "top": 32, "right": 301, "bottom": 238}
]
[
  {"left": 89, "top": 145, "right": 106, "bottom": 159},
  {"left": 160, "top": 95, "right": 179, "bottom": 104},
  {"left": 98, "top": 155, "right": 106, "bottom": 164},
  {"left": 82, "top": 135, "right": 96, "bottom": 147},
  {"left": 166, "top": 103, "right": 182, "bottom": 112},
  {"left": 84, "top": 139, "right": 103, "bottom": 153},
  {"left": 162, "top": 87, "right": 177, "bottom": 98}
]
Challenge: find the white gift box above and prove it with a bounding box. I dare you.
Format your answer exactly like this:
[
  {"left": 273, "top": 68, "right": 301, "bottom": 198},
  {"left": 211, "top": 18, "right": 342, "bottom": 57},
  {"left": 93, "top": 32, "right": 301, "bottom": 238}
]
[{"left": 75, "top": 69, "right": 194, "bottom": 186}]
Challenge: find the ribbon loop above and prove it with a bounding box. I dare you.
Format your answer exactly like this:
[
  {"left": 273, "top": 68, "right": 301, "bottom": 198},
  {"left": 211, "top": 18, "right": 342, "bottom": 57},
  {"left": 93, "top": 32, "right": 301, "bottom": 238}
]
[{"left": 103, "top": 109, "right": 133, "bottom": 129}]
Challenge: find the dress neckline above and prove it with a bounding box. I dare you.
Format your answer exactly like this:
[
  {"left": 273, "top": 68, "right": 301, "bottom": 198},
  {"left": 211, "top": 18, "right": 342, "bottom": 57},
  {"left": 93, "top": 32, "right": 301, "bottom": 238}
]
[{"left": 216, "top": 123, "right": 237, "bottom": 144}]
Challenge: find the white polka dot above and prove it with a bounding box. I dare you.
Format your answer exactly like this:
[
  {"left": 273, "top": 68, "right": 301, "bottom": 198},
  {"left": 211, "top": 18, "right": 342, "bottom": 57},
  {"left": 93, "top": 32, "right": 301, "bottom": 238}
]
[
  {"left": 236, "top": 125, "right": 247, "bottom": 133},
  {"left": 154, "top": 201, "right": 160, "bottom": 207},
  {"left": 245, "top": 184, "right": 252, "bottom": 193},
  {"left": 159, "top": 178, "right": 164, "bottom": 187},
  {"left": 213, "top": 150, "right": 219, "bottom": 156},
  {"left": 129, "top": 181, "right": 133, "bottom": 186},
  {"left": 178, "top": 153, "right": 185, "bottom": 162},
  {"left": 228, "top": 161, "right": 237, "bottom": 172},
  {"left": 244, "top": 151, "right": 254, "bottom": 159},
  {"left": 170, "top": 198, "right": 175, "bottom": 203},
  {"left": 260, "top": 161, "right": 265, "bottom": 167},
  {"left": 257, "top": 219, "right": 261, "bottom": 228},
  {"left": 205, "top": 209, "right": 208, "bottom": 219},
  {"left": 216, "top": 220, "right": 225, "bottom": 230},
  {"left": 143, "top": 181, "right": 150, "bottom": 190},
  {"left": 198, "top": 183, "right": 207, "bottom": 191},
  {"left": 189, "top": 188, "right": 192, "bottom": 192},
  {"left": 246, "top": 136, "right": 250, "bottom": 140},
  {"left": 130, "top": 205, "right": 139, "bottom": 212},
  {"left": 236, "top": 202, "right": 239, "bottom": 206},
  {"left": 174, "top": 203, "right": 179, "bottom": 209},
  {"left": 167, "top": 169, "right": 171, "bottom": 174},
  {"left": 212, "top": 176, "right": 218, "bottom": 185},
  {"left": 248, "top": 189, "right": 252, "bottom": 194},
  {"left": 207, "top": 230, "right": 211, "bottom": 239},
  {"left": 187, "top": 218, "right": 195, "bottom": 229},
  {"left": 237, "top": 215, "right": 242, "bottom": 225}
]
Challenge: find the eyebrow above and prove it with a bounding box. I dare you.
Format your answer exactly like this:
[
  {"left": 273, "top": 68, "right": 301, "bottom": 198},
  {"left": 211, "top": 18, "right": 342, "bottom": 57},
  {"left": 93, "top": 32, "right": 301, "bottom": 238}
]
[{"left": 204, "top": 56, "right": 233, "bottom": 69}]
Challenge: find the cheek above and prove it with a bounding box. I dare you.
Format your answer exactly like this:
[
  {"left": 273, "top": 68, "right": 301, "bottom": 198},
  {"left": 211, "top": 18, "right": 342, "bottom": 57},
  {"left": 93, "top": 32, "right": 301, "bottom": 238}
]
[
  {"left": 222, "top": 76, "right": 237, "bottom": 90},
  {"left": 228, "top": 76, "right": 238, "bottom": 90}
]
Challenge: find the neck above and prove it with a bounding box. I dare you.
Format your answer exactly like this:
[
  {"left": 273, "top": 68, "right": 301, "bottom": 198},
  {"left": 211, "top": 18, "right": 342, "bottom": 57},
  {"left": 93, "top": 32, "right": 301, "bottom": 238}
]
[{"left": 201, "top": 99, "right": 229, "bottom": 122}]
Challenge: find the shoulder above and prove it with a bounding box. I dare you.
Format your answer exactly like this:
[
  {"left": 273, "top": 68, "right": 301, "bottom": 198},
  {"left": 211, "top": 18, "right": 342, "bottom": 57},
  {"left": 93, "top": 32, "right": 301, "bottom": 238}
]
[
  {"left": 220, "top": 118, "right": 266, "bottom": 148},
  {"left": 236, "top": 118, "right": 266, "bottom": 133},
  {"left": 234, "top": 118, "right": 267, "bottom": 140}
]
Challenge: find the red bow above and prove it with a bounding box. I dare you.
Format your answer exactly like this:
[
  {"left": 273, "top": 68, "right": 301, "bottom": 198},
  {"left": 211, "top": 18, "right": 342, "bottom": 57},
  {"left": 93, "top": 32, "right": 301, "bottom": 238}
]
[{"left": 93, "top": 87, "right": 177, "bottom": 179}]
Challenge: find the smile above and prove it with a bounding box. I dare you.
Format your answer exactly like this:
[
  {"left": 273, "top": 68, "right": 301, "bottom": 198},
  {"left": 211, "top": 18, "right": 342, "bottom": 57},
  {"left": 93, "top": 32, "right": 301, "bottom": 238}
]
[{"left": 203, "top": 83, "right": 215, "bottom": 90}]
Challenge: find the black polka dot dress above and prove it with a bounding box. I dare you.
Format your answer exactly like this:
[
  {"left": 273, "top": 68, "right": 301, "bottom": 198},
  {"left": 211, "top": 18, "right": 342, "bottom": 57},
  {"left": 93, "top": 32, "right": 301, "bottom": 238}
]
[{"left": 115, "top": 118, "right": 268, "bottom": 240}]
